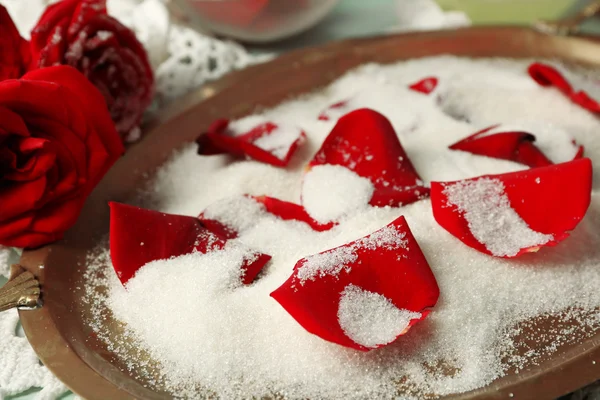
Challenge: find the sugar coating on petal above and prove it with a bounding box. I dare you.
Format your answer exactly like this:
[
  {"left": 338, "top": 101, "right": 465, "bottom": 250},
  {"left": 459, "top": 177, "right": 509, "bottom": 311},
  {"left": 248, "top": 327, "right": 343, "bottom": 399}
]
[
  {"left": 296, "top": 225, "right": 407, "bottom": 285},
  {"left": 338, "top": 284, "right": 421, "bottom": 348},
  {"left": 443, "top": 178, "right": 553, "bottom": 257},
  {"left": 302, "top": 165, "right": 375, "bottom": 223}
]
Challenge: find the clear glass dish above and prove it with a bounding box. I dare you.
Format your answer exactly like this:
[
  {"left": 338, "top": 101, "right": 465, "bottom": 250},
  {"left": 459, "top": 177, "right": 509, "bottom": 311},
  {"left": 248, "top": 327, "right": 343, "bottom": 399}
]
[{"left": 171, "top": 0, "right": 340, "bottom": 43}]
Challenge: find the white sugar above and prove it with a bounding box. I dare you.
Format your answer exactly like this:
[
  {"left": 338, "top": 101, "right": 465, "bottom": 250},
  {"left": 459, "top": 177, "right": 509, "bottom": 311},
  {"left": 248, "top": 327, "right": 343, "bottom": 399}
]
[
  {"left": 252, "top": 124, "right": 304, "bottom": 160},
  {"left": 549, "top": 62, "right": 600, "bottom": 102},
  {"left": 443, "top": 178, "right": 553, "bottom": 257},
  {"left": 296, "top": 246, "right": 357, "bottom": 284},
  {"left": 85, "top": 56, "right": 600, "bottom": 399},
  {"left": 302, "top": 165, "right": 375, "bottom": 223},
  {"left": 338, "top": 284, "right": 421, "bottom": 348},
  {"left": 201, "top": 195, "right": 266, "bottom": 233}
]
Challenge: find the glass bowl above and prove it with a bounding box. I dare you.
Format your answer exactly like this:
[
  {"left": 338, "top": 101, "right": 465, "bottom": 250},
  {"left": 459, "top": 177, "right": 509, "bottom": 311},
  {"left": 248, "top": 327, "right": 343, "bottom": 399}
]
[{"left": 171, "top": 0, "right": 340, "bottom": 43}]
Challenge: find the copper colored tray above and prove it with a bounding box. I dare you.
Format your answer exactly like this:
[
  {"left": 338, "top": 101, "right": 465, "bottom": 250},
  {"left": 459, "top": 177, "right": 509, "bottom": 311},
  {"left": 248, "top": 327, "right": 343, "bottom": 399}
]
[{"left": 8, "top": 27, "right": 600, "bottom": 399}]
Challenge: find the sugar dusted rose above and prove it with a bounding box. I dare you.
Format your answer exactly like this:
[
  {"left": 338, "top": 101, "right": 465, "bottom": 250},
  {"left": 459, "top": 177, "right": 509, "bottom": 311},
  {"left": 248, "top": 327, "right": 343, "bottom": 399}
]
[{"left": 30, "top": 0, "right": 154, "bottom": 140}]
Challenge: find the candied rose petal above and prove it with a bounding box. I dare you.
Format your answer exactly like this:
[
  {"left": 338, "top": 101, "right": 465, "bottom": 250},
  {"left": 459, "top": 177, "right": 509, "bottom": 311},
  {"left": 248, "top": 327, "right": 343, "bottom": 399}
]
[
  {"left": 196, "top": 119, "right": 306, "bottom": 167},
  {"left": 199, "top": 195, "right": 335, "bottom": 238},
  {"left": 110, "top": 202, "right": 270, "bottom": 285},
  {"left": 251, "top": 195, "right": 336, "bottom": 232},
  {"left": 449, "top": 125, "right": 553, "bottom": 168},
  {"left": 271, "top": 216, "right": 439, "bottom": 351},
  {"left": 308, "top": 108, "right": 429, "bottom": 208},
  {"left": 408, "top": 77, "right": 438, "bottom": 94},
  {"left": 431, "top": 158, "right": 593, "bottom": 258},
  {"left": 528, "top": 62, "right": 600, "bottom": 113}
]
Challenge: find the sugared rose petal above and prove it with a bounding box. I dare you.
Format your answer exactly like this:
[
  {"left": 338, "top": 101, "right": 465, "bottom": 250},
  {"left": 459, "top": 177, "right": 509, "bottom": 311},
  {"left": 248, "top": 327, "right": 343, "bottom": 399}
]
[
  {"left": 449, "top": 125, "right": 552, "bottom": 168},
  {"left": 408, "top": 77, "right": 438, "bottom": 94},
  {"left": 110, "top": 202, "right": 270, "bottom": 285},
  {"left": 450, "top": 124, "right": 584, "bottom": 167},
  {"left": 197, "top": 118, "right": 306, "bottom": 167},
  {"left": 270, "top": 216, "right": 439, "bottom": 351},
  {"left": 528, "top": 62, "right": 600, "bottom": 113},
  {"left": 251, "top": 195, "right": 336, "bottom": 232},
  {"left": 431, "top": 158, "right": 592, "bottom": 258},
  {"left": 198, "top": 195, "right": 335, "bottom": 237},
  {"left": 305, "top": 108, "right": 429, "bottom": 220}
]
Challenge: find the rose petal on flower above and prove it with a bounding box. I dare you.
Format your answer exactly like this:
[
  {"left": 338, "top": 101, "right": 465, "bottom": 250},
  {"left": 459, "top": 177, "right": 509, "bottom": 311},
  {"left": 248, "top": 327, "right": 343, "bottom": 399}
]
[
  {"left": 431, "top": 158, "right": 593, "bottom": 258},
  {"left": 197, "top": 119, "right": 306, "bottom": 167},
  {"left": 23, "top": 66, "right": 124, "bottom": 161},
  {"left": 271, "top": 216, "right": 439, "bottom": 351},
  {"left": 110, "top": 202, "right": 271, "bottom": 285},
  {"left": 251, "top": 195, "right": 336, "bottom": 232},
  {"left": 408, "top": 77, "right": 438, "bottom": 94},
  {"left": 3, "top": 138, "right": 57, "bottom": 182},
  {"left": 0, "top": 176, "right": 47, "bottom": 222},
  {"left": 449, "top": 125, "right": 553, "bottom": 168},
  {"left": 308, "top": 108, "right": 429, "bottom": 208},
  {"left": 528, "top": 62, "right": 600, "bottom": 113}
]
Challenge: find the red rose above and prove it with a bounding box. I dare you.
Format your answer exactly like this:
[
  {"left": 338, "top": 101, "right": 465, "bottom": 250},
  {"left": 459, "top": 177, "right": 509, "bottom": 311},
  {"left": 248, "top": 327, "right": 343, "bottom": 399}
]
[
  {"left": 0, "top": 66, "right": 123, "bottom": 248},
  {"left": 30, "top": 0, "right": 154, "bottom": 140},
  {"left": 0, "top": 5, "right": 30, "bottom": 80}
]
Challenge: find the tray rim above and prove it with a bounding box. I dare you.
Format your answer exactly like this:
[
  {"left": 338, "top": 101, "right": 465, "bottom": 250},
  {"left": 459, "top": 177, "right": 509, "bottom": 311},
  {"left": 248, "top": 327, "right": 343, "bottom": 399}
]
[{"left": 17, "top": 25, "right": 600, "bottom": 400}]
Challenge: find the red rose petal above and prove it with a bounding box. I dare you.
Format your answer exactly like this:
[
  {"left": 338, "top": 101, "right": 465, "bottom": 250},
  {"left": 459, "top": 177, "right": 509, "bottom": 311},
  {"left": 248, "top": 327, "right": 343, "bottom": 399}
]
[
  {"left": 449, "top": 125, "right": 553, "bottom": 168},
  {"left": 198, "top": 195, "right": 336, "bottom": 239},
  {"left": 528, "top": 62, "right": 600, "bottom": 113},
  {"left": 308, "top": 108, "right": 429, "bottom": 208},
  {"left": 197, "top": 119, "right": 306, "bottom": 167},
  {"left": 574, "top": 142, "right": 585, "bottom": 159},
  {"left": 431, "top": 158, "right": 592, "bottom": 258},
  {"left": 251, "top": 195, "right": 336, "bottom": 232},
  {"left": 408, "top": 77, "right": 438, "bottom": 94},
  {"left": 270, "top": 216, "right": 439, "bottom": 351},
  {"left": 110, "top": 202, "right": 270, "bottom": 285}
]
